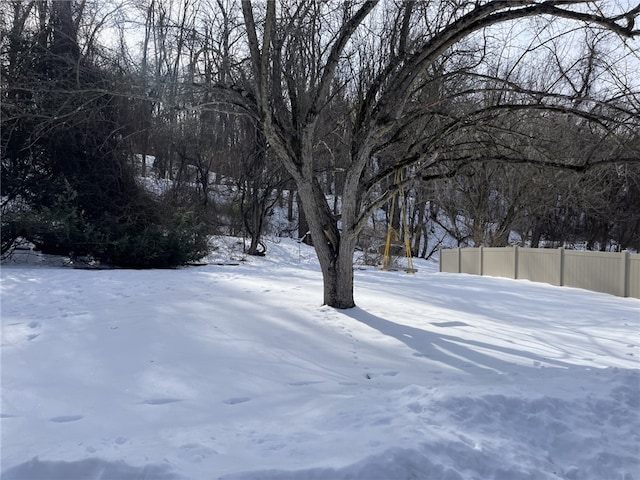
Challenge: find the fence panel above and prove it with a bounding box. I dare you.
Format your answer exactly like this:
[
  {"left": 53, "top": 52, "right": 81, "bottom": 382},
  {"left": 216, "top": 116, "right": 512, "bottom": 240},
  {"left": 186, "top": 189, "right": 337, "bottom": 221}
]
[
  {"left": 439, "top": 247, "right": 639, "bottom": 299},
  {"left": 460, "top": 248, "right": 481, "bottom": 275},
  {"left": 440, "top": 249, "right": 459, "bottom": 273},
  {"left": 483, "top": 247, "right": 514, "bottom": 278},
  {"left": 563, "top": 250, "right": 623, "bottom": 296},
  {"left": 629, "top": 254, "right": 640, "bottom": 299},
  {"left": 517, "top": 248, "right": 561, "bottom": 286}
]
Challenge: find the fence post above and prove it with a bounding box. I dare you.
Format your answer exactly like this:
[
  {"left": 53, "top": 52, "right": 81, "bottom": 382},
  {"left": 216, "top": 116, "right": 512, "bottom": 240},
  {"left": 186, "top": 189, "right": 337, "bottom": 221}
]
[
  {"left": 558, "top": 247, "right": 565, "bottom": 286},
  {"left": 622, "top": 250, "right": 630, "bottom": 297},
  {"left": 479, "top": 246, "right": 484, "bottom": 275},
  {"left": 514, "top": 245, "right": 519, "bottom": 280},
  {"left": 457, "top": 247, "right": 462, "bottom": 273}
]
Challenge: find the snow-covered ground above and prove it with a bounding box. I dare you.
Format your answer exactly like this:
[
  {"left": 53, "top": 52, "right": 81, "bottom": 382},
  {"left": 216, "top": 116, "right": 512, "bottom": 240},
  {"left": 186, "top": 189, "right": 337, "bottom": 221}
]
[{"left": 1, "top": 238, "right": 639, "bottom": 480}]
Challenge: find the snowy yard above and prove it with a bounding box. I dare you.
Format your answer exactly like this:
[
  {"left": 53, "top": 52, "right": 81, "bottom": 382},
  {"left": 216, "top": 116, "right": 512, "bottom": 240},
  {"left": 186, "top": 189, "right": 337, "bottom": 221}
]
[{"left": 1, "top": 239, "right": 639, "bottom": 480}]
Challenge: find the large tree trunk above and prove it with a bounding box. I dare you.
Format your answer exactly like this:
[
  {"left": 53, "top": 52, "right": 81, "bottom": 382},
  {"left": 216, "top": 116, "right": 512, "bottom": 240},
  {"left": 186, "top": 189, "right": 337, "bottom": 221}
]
[
  {"left": 313, "top": 234, "right": 356, "bottom": 309},
  {"left": 323, "top": 242, "right": 356, "bottom": 309},
  {"left": 296, "top": 177, "right": 356, "bottom": 308}
]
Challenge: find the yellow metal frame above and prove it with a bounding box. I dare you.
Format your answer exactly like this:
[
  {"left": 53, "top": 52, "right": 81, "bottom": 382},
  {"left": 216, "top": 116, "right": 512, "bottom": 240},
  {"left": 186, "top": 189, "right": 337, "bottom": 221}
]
[{"left": 381, "top": 170, "right": 417, "bottom": 274}]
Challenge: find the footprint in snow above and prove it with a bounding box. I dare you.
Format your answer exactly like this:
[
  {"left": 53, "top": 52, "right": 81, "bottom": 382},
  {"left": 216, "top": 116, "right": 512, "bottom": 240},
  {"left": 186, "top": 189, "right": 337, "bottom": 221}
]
[
  {"left": 179, "top": 443, "right": 218, "bottom": 462},
  {"left": 223, "top": 397, "right": 251, "bottom": 405},
  {"left": 141, "top": 398, "right": 182, "bottom": 405},
  {"left": 406, "top": 402, "right": 424, "bottom": 414},
  {"left": 49, "top": 415, "right": 83, "bottom": 423},
  {"left": 362, "top": 371, "right": 400, "bottom": 380}
]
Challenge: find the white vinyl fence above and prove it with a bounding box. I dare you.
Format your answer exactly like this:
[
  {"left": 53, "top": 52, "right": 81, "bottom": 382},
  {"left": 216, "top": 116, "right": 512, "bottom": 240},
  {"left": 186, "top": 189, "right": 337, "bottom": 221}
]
[{"left": 440, "top": 246, "right": 640, "bottom": 299}]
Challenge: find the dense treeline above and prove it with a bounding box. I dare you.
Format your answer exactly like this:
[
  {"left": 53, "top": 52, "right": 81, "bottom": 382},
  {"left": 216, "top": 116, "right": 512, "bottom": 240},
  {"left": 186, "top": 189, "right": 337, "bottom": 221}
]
[
  {"left": 2, "top": 1, "right": 639, "bottom": 279},
  {"left": 1, "top": 0, "right": 212, "bottom": 266}
]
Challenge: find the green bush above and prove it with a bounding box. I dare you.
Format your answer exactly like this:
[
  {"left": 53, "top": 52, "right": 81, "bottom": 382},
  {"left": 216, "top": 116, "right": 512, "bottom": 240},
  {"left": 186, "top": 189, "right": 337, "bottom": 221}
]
[
  {"left": 96, "top": 209, "right": 210, "bottom": 268},
  {"left": 3, "top": 185, "right": 211, "bottom": 268}
]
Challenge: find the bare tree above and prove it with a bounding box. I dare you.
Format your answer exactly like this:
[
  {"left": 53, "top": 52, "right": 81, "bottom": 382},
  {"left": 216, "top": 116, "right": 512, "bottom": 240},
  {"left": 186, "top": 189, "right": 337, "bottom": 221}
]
[
  {"left": 237, "top": 125, "right": 290, "bottom": 256},
  {"left": 235, "top": 0, "right": 639, "bottom": 308}
]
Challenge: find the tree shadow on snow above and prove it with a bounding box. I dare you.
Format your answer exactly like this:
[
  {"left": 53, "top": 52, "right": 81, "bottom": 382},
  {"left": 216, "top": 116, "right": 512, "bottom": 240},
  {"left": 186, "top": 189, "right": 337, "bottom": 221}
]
[{"left": 344, "top": 306, "right": 581, "bottom": 374}]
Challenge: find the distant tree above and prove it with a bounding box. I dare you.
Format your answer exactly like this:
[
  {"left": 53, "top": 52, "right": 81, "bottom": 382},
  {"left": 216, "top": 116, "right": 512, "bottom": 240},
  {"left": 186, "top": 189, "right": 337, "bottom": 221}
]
[
  {"left": 236, "top": 123, "right": 290, "bottom": 256},
  {"left": 527, "top": 163, "right": 640, "bottom": 251}
]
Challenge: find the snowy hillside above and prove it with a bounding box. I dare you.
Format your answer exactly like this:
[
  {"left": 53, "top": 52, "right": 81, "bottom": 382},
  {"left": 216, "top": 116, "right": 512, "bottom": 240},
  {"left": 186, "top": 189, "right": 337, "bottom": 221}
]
[{"left": 1, "top": 238, "right": 639, "bottom": 480}]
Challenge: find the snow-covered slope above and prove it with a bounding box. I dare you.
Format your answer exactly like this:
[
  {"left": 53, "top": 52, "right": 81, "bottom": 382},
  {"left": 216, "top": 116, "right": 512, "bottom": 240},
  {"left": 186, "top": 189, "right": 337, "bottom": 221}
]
[{"left": 1, "top": 238, "right": 638, "bottom": 479}]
